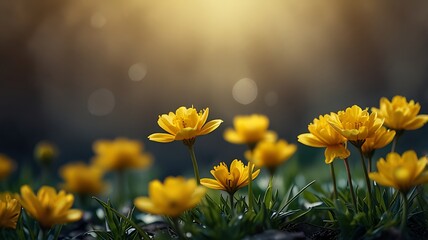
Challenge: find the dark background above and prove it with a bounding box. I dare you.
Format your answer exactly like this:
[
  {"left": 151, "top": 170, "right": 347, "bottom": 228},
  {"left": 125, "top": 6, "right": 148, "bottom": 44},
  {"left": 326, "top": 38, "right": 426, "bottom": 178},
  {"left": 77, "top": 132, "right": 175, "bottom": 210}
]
[{"left": 1, "top": 0, "right": 427, "bottom": 178}]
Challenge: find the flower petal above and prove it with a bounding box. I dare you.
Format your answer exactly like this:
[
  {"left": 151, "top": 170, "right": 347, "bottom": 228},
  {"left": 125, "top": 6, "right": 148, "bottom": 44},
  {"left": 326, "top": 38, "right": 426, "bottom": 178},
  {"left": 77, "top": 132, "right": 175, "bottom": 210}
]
[
  {"left": 148, "top": 133, "right": 175, "bottom": 143},
  {"left": 199, "top": 119, "right": 223, "bottom": 136}
]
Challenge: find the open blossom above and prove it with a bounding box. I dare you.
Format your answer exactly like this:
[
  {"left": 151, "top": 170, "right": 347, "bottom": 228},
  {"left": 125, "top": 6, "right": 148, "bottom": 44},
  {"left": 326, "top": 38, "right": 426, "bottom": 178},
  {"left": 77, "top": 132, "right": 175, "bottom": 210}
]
[
  {"left": 249, "top": 139, "right": 297, "bottom": 172},
  {"left": 0, "top": 154, "right": 14, "bottom": 181},
  {"left": 223, "top": 114, "right": 277, "bottom": 147},
  {"left": 0, "top": 193, "right": 21, "bottom": 229},
  {"left": 92, "top": 138, "right": 152, "bottom": 172},
  {"left": 371, "top": 95, "right": 428, "bottom": 131},
  {"left": 201, "top": 159, "right": 260, "bottom": 195},
  {"left": 298, "top": 113, "right": 350, "bottom": 164},
  {"left": 328, "top": 105, "right": 383, "bottom": 146},
  {"left": 148, "top": 106, "right": 223, "bottom": 143},
  {"left": 369, "top": 151, "right": 428, "bottom": 193},
  {"left": 19, "top": 185, "right": 83, "bottom": 229},
  {"left": 361, "top": 126, "right": 396, "bottom": 157},
  {"left": 134, "top": 177, "right": 206, "bottom": 217},
  {"left": 59, "top": 162, "right": 107, "bottom": 195}
]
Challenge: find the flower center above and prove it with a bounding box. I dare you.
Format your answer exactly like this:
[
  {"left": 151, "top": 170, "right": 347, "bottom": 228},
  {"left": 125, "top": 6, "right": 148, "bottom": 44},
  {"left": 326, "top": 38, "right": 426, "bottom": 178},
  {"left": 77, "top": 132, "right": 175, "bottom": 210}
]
[{"left": 394, "top": 167, "right": 410, "bottom": 182}]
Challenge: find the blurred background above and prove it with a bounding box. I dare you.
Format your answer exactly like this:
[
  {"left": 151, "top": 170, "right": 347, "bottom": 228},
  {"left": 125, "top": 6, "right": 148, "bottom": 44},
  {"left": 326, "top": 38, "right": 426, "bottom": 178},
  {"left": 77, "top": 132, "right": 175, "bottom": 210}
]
[{"left": 1, "top": 0, "right": 428, "bottom": 178}]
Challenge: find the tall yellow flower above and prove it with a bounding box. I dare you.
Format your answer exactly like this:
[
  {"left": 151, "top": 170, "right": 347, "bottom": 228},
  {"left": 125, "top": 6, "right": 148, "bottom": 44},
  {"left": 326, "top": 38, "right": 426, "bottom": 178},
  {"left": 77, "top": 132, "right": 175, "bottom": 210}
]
[
  {"left": 201, "top": 159, "right": 260, "bottom": 195},
  {"left": 224, "top": 114, "right": 276, "bottom": 147},
  {"left": 361, "top": 126, "right": 396, "bottom": 157},
  {"left": 59, "top": 162, "right": 107, "bottom": 195},
  {"left": 19, "top": 185, "right": 83, "bottom": 229},
  {"left": 92, "top": 138, "right": 152, "bottom": 172},
  {"left": 134, "top": 177, "right": 206, "bottom": 217},
  {"left": 250, "top": 139, "right": 297, "bottom": 173},
  {"left": 0, "top": 193, "right": 21, "bottom": 229},
  {"left": 148, "top": 106, "right": 223, "bottom": 143},
  {"left": 0, "top": 154, "right": 14, "bottom": 181},
  {"left": 372, "top": 95, "right": 428, "bottom": 131},
  {"left": 328, "top": 105, "right": 384, "bottom": 146},
  {"left": 369, "top": 151, "right": 428, "bottom": 193},
  {"left": 298, "top": 113, "right": 350, "bottom": 164}
]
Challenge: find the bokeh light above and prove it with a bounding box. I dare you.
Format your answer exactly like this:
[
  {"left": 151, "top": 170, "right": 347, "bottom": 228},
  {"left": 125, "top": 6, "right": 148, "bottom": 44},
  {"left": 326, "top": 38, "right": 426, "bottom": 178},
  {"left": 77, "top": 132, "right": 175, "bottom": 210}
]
[
  {"left": 232, "top": 78, "right": 258, "bottom": 105},
  {"left": 128, "top": 63, "right": 147, "bottom": 82},
  {"left": 90, "top": 13, "right": 107, "bottom": 29}
]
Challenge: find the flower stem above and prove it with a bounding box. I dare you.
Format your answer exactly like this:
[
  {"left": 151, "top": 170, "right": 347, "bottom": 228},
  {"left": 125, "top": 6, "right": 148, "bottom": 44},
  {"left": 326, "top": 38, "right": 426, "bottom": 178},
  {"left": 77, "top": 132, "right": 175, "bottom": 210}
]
[
  {"left": 344, "top": 158, "right": 358, "bottom": 211},
  {"left": 187, "top": 144, "right": 200, "bottom": 185},
  {"left": 172, "top": 217, "right": 186, "bottom": 240},
  {"left": 358, "top": 147, "right": 372, "bottom": 193},
  {"left": 248, "top": 161, "right": 254, "bottom": 211},
  {"left": 330, "top": 162, "right": 338, "bottom": 199},
  {"left": 116, "top": 170, "right": 126, "bottom": 207},
  {"left": 400, "top": 191, "right": 408, "bottom": 232},
  {"left": 391, "top": 130, "right": 403, "bottom": 153},
  {"left": 229, "top": 192, "right": 235, "bottom": 212},
  {"left": 264, "top": 172, "right": 274, "bottom": 209},
  {"left": 358, "top": 147, "right": 373, "bottom": 206}
]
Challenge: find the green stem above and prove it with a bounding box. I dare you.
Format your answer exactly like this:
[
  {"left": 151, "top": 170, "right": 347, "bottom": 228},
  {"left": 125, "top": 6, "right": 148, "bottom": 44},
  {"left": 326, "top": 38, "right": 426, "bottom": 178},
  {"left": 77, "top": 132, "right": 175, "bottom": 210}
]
[
  {"left": 400, "top": 191, "right": 408, "bottom": 232},
  {"left": 172, "top": 217, "right": 186, "bottom": 240},
  {"left": 265, "top": 173, "right": 274, "bottom": 209},
  {"left": 391, "top": 130, "right": 403, "bottom": 153},
  {"left": 248, "top": 161, "right": 254, "bottom": 211},
  {"left": 330, "top": 162, "right": 338, "bottom": 199},
  {"left": 40, "top": 227, "right": 49, "bottom": 240},
  {"left": 344, "top": 158, "right": 358, "bottom": 211},
  {"left": 116, "top": 170, "right": 126, "bottom": 207},
  {"left": 358, "top": 147, "right": 372, "bottom": 193},
  {"left": 187, "top": 144, "right": 200, "bottom": 185},
  {"left": 247, "top": 144, "right": 257, "bottom": 212},
  {"left": 358, "top": 147, "right": 373, "bottom": 202},
  {"left": 229, "top": 192, "right": 235, "bottom": 212}
]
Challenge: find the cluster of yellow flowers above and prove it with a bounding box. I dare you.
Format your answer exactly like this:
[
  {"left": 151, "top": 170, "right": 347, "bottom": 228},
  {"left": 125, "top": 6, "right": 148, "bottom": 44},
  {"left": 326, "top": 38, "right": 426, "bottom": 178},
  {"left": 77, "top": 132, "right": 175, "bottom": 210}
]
[
  {"left": 139, "top": 109, "right": 297, "bottom": 218},
  {"left": 0, "top": 95, "right": 427, "bottom": 236},
  {"left": 298, "top": 95, "right": 428, "bottom": 194},
  {"left": 0, "top": 138, "right": 153, "bottom": 230}
]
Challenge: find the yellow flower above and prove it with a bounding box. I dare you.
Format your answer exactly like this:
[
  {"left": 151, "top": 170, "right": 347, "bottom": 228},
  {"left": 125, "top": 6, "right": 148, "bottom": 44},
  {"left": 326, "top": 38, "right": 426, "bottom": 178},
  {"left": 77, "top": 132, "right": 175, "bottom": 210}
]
[
  {"left": 369, "top": 151, "right": 428, "bottom": 193},
  {"left": 92, "top": 138, "right": 152, "bottom": 172},
  {"left": 59, "top": 162, "right": 107, "bottom": 195},
  {"left": 19, "top": 185, "right": 83, "bottom": 229},
  {"left": 361, "top": 126, "right": 396, "bottom": 157},
  {"left": 34, "top": 141, "right": 58, "bottom": 166},
  {"left": 148, "top": 106, "right": 223, "bottom": 143},
  {"left": 134, "top": 177, "right": 206, "bottom": 217},
  {"left": 371, "top": 95, "right": 428, "bottom": 131},
  {"left": 298, "top": 113, "right": 350, "bottom": 164},
  {"left": 200, "top": 159, "right": 260, "bottom": 195},
  {"left": 250, "top": 139, "right": 297, "bottom": 172},
  {"left": 223, "top": 114, "right": 277, "bottom": 146},
  {"left": 0, "top": 193, "right": 21, "bottom": 229},
  {"left": 0, "top": 154, "right": 14, "bottom": 181},
  {"left": 328, "top": 105, "right": 384, "bottom": 146}
]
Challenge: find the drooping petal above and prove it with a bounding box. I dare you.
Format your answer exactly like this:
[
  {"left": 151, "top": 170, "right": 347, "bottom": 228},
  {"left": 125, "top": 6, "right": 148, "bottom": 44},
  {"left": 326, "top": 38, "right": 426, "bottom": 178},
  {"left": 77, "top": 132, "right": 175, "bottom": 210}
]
[
  {"left": 200, "top": 178, "right": 224, "bottom": 190},
  {"left": 148, "top": 133, "right": 176, "bottom": 143},
  {"left": 324, "top": 145, "right": 350, "bottom": 164},
  {"left": 223, "top": 129, "right": 244, "bottom": 144},
  {"left": 134, "top": 197, "right": 162, "bottom": 215}
]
